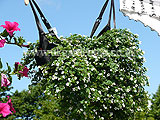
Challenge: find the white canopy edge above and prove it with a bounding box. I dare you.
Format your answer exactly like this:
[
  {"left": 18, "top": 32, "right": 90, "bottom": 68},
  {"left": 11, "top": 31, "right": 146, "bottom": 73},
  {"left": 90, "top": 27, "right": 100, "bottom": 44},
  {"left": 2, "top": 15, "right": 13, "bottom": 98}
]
[{"left": 120, "top": 0, "right": 160, "bottom": 36}]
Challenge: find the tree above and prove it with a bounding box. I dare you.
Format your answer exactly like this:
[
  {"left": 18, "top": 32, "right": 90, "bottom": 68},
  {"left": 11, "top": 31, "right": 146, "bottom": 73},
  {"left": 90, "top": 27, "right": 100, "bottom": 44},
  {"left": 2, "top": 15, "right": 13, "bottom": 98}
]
[
  {"left": 5, "top": 84, "right": 64, "bottom": 120},
  {"left": 150, "top": 85, "right": 160, "bottom": 120}
]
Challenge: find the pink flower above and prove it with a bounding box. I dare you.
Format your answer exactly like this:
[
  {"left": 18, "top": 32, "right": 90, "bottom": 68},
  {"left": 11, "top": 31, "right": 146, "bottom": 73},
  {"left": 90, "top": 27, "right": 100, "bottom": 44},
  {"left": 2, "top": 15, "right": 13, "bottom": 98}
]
[
  {"left": 7, "top": 96, "right": 16, "bottom": 113},
  {"left": 0, "top": 96, "right": 16, "bottom": 117},
  {"left": 19, "top": 66, "right": 29, "bottom": 77},
  {"left": 0, "top": 103, "right": 12, "bottom": 117},
  {"left": 0, "top": 21, "right": 21, "bottom": 36},
  {"left": 0, "top": 39, "right": 6, "bottom": 48},
  {"left": 1, "top": 73, "right": 10, "bottom": 87},
  {"left": 15, "top": 62, "right": 29, "bottom": 77}
]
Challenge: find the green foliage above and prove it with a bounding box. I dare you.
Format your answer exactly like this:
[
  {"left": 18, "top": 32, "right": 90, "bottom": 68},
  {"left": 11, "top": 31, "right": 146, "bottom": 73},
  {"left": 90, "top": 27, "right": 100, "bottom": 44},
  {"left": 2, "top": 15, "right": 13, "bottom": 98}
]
[
  {"left": 21, "top": 29, "right": 149, "bottom": 120},
  {"left": 0, "top": 59, "right": 13, "bottom": 102},
  {"left": 0, "top": 29, "right": 9, "bottom": 37},
  {"left": 150, "top": 85, "right": 160, "bottom": 120},
  {"left": 0, "top": 58, "right": 2, "bottom": 69},
  {"left": 5, "top": 84, "right": 64, "bottom": 120}
]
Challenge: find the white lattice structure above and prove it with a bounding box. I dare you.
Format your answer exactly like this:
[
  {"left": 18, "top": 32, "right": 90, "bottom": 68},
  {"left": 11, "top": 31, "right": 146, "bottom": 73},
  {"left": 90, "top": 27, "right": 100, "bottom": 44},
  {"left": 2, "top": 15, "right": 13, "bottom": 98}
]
[{"left": 120, "top": 0, "right": 160, "bottom": 35}]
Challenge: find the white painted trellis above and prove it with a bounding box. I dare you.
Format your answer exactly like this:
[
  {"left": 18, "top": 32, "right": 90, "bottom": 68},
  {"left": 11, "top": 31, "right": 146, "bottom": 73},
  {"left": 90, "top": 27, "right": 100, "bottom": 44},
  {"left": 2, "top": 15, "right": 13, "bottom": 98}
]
[{"left": 120, "top": 0, "right": 160, "bottom": 35}]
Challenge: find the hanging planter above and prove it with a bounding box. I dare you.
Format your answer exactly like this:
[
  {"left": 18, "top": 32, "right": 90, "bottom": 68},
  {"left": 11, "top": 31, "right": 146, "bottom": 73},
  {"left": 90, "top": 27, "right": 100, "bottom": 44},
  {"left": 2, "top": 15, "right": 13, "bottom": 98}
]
[{"left": 20, "top": 0, "right": 149, "bottom": 119}]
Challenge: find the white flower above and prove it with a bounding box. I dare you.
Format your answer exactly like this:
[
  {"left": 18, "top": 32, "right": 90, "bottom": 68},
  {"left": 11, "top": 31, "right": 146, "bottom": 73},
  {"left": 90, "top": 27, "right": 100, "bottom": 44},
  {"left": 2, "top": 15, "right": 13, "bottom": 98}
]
[
  {"left": 88, "top": 94, "right": 91, "bottom": 98},
  {"left": 84, "top": 84, "right": 87, "bottom": 88},
  {"left": 115, "top": 89, "right": 118, "bottom": 92},
  {"left": 56, "top": 63, "right": 60, "bottom": 66},
  {"left": 142, "top": 51, "right": 145, "bottom": 54},
  {"left": 61, "top": 71, "right": 64, "bottom": 74},
  {"left": 139, "top": 41, "right": 142, "bottom": 44},
  {"left": 122, "top": 103, "right": 125, "bottom": 107},
  {"left": 56, "top": 89, "right": 60, "bottom": 93},
  {"left": 91, "top": 67, "right": 95, "bottom": 71},
  {"left": 99, "top": 73, "right": 103, "bottom": 76},
  {"left": 98, "top": 91, "right": 102, "bottom": 94},
  {"left": 77, "top": 86, "right": 80, "bottom": 90},
  {"left": 132, "top": 46, "right": 136, "bottom": 49},
  {"left": 103, "top": 104, "right": 107, "bottom": 109},
  {"left": 91, "top": 88, "right": 95, "bottom": 91},
  {"left": 76, "top": 81, "right": 79, "bottom": 84},
  {"left": 126, "top": 88, "right": 130, "bottom": 92},
  {"left": 107, "top": 73, "right": 110, "bottom": 77},
  {"left": 134, "top": 80, "right": 137, "bottom": 83},
  {"left": 68, "top": 78, "right": 71, "bottom": 82},
  {"left": 55, "top": 72, "right": 58, "bottom": 75},
  {"left": 62, "top": 75, "right": 65, "bottom": 79},
  {"left": 120, "top": 77, "right": 123, "bottom": 80},
  {"left": 143, "top": 57, "right": 146, "bottom": 62},
  {"left": 112, "top": 83, "right": 116, "bottom": 86},
  {"left": 105, "top": 88, "right": 109, "bottom": 91},
  {"left": 72, "top": 88, "right": 76, "bottom": 91},
  {"left": 121, "top": 95, "right": 124, "bottom": 99},
  {"left": 110, "top": 112, "right": 113, "bottom": 116},
  {"left": 66, "top": 82, "right": 69, "bottom": 86},
  {"left": 97, "top": 97, "right": 100, "bottom": 100},
  {"left": 52, "top": 76, "right": 58, "bottom": 80},
  {"left": 101, "top": 117, "right": 104, "bottom": 120},
  {"left": 130, "top": 76, "right": 133, "bottom": 81},
  {"left": 88, "top": 38, "right": 91, "bottom": 40}
]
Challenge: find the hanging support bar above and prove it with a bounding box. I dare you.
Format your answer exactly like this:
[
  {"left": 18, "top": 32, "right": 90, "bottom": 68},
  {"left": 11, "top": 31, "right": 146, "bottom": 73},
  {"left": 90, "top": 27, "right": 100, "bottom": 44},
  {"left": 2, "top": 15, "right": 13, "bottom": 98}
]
[{"left": 90, "top": 0, "right": 116, "bottom": 38}]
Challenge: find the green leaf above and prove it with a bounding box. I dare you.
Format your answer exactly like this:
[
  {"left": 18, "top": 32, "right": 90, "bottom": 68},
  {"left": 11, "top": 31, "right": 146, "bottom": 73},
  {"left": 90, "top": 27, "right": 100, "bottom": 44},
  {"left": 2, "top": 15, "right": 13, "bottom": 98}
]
[
  {"left": 6, "top": 62, "right": 11, "bottom": 73},
  {"left": 1, "top": 29, "right": 9, "bottom": 37},
  {"left": 18, "top": 36, "right": 25, "bottom": 45},
  {"left": 0, "top": 58, "right": 3, "bottom": 69}
]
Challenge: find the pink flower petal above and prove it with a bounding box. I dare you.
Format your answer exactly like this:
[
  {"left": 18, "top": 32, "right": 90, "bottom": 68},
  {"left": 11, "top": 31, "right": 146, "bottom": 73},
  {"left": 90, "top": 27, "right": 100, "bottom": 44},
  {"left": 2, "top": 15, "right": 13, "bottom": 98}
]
[
  {"left": 0, "top": 39, "right": 6, "bottom": 48},
  {"left": 1, "top": 73, "right": 10, "bottom": 87},
  {"left": 0, "top": 21, "right": 20, "bottom": 36},
  {"left": 0, "top": 25, "right": 8, "bottom": 29},
  {"left": 7, "top": 96, "right": 16, "bottom": 113},
  {"left": 12, "top": 22, "right": 21, "bottom": 31},
  {"left": 22, "top": 66, "right": 29, "bottom": 77},
  {"left": 0, "top": 103, "right": 12, "bottom": 117}
]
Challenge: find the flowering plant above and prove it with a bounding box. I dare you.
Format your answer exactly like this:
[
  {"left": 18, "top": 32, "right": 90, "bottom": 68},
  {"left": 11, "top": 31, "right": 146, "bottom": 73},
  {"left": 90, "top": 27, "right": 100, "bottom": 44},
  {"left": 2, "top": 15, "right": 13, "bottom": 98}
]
[
  {"left": 0, "top": 21, "right": 29, "bottom": 118},
  {"left": 21, "top": 29, "right": 149, "bottom": 120}
]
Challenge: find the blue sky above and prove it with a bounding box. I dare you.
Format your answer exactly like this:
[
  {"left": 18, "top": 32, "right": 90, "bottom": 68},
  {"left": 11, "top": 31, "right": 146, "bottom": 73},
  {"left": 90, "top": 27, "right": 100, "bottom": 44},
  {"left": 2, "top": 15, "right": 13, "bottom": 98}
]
[{"left": 0, "top": 0, "right": 160, "bottom": 95}]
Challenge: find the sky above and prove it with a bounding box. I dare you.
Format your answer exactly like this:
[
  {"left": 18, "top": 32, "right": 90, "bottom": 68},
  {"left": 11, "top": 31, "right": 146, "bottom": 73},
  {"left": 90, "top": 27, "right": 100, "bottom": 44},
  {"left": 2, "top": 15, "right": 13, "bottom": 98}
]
[{"left": 0, "top": 0, "right": 160, "bottom": 96}]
